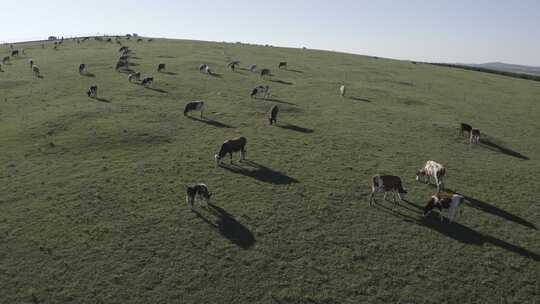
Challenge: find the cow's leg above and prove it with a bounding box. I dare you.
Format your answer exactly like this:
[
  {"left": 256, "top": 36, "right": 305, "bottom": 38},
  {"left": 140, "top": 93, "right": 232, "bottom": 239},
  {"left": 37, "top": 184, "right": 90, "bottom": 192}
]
[
  {"left": 200, "top": 109, "right": 203, "bottom": 119},
  {"left": 369, "top": 192, "right": 375, "bottom": 206},
  {"left": 383, "top": 192, "right": 387, "bottom": 201}
]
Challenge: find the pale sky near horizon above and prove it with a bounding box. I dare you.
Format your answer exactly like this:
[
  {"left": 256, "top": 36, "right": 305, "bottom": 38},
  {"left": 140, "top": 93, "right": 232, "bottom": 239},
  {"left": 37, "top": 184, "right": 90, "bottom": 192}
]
[{"left": 1, "top": 0, "right": 539, "bottom": 66}]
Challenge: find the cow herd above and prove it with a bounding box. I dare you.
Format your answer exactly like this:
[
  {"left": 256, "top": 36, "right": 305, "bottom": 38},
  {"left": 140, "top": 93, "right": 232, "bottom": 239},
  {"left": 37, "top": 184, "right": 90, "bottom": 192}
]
[{"left": 2, "top": 37, "right": 490, "bottom": 225}]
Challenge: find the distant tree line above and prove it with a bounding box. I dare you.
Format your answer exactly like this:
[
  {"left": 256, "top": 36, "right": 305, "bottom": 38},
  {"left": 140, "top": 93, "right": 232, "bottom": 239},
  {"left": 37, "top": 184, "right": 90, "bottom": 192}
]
[{"left": 426, "top": 62, "right": 540, "bottom": 82}]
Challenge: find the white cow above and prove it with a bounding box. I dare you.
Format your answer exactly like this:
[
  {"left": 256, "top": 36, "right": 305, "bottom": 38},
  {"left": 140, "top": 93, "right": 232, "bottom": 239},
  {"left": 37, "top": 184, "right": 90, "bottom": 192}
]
[{"left": 416, "top": 160, "right": 446, "bottom": 192}]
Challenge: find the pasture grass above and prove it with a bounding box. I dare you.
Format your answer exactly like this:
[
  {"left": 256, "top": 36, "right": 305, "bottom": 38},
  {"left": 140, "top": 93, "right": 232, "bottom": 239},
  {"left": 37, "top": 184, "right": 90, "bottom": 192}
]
[{"left": 1, "top": 38, "right": 539, "bottom": 303}]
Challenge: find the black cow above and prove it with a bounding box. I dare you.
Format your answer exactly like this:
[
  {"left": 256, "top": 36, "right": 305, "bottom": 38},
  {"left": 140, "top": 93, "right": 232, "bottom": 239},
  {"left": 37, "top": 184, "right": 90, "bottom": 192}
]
[
  {"left": 260, "top": 68, "right": 271, "bottom": 78},
  {"left": 79, "top": 63, "right": 87, "bottom": 74},
  {"left": 215, "top": 137, "right": 247, "bottom": 165},
  {"left": 11, "top": 50, "right": 19, "bottom": 57},
  {"left": 269, "top": 105, "right": 279, "bottom": 125},
  {"left": 157, "top": 63, "right": 166, "bottom": 72},
  {"left": 460, "top": 123, "right": 472, "bottom": 137},
  {"left": 278, "top": 62, "right": 287, "bottom": 69}
]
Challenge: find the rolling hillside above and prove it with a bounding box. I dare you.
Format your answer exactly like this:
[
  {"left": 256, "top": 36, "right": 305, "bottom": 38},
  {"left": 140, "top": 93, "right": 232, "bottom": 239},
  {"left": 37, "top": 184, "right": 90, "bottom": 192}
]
[{"left": 1, "top": 37, "right": 539, "bottom": 304}]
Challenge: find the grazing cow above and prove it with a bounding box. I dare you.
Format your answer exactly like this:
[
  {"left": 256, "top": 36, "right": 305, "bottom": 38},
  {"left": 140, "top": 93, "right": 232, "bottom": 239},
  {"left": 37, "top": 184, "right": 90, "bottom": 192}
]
[
  {"left": 470, "top": 129, "right": 480, "bottom": 144},
  {"left": 119, "top": 46, "right": 128, "bottom": 53},
  {"left": 460, "top": 123, "right": 472, "bottom": 137},
  {"left": 369, "top": 175, "right": 408, "bottom": 206},
  {"left": 11, "top": 50, "right": 19, "bottom": 57},
  {"left": 184, "top": 101, "right": 205, "bottom": 118},
  {"left": 215, "top": 137, "right": 247, "bottom": 165},
  {"left": 2, "top": 56, "right": 9, "bottom": 64},
  {"left": 423, "top": 192, "right": 464, "bottom": 223},
  {"left": 186, "top": 183, "right": 211, "bottom": 210},
  {"left": 278, "top": 62, "right": 287, "bottom": 69},
  {"left": 260, "top": 68, "right": 271, "bottom": 78},
  {"left": 340, "top": 85, "right": 346, "bottom": 97},
  {"left": 141, "top": 77, "right": 154, "bottom": 87},
  {"left": 79, "top": 63, "right": 87, "bottom": 74},
  {"left": 199, "top": 64, "right": 208, "bottom": 72},
  {"left": 416, "top": 160, "right": 446, "bottom": 192},
  {"left": 137, "top": 38, "right": 143, "bottom": 42},
  {"left": 87, "top": 85, "right": 97, "bottom": 98},
  {"left": 115, "top": 60, "right": 128, "bottom": 71},
  {"left": 269, "top": 105, "right": 279, "bottom": 125},
  {"left": 32, "top": 65, "right": 40, "bottom": 78},
  {"left": 227, "top": 61, "right": 239, "bottom": 71},
  {"left": 250, "top": 85, "right": 270, "bottom": 99},
  {"left": 249, "top": 64, "right": 257, "bottom": 72},
  {"left": 157, "top": 63, "right": 166, "bottom": 72},
  {"left": 128, "top": 72, "right": 141, "bottom": 82}
]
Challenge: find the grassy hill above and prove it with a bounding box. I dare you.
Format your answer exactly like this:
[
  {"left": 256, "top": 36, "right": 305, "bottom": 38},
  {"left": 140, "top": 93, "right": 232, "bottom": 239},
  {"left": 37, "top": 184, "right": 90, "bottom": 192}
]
[{"left": 1, "top": 37, "right": 539, "bottom": 304}]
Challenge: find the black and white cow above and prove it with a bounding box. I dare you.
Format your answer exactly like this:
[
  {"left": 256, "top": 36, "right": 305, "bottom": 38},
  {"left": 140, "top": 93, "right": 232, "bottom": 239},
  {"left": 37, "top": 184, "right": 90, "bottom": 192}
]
[
  {"left": 423, "top": 192, "right": 464, "bottom": 223},
  {"left": 87, "top": 85, "right": 97, "bottom": 98},
  {"left": 369, "top": 175, "right": 408, "bottom": 206},
  {"left": 227, "top": 60, "right": 239, "bottom": 71},
  {"left": 460, "top": 123, "right": 472, "bottom": 137},
  {"left": 250, "top": 85, "right": 269, "bottom": 99},
  {"left": 128, "top": 72, "right": 141, "bottom": 82},
  {"left": 249, "top": 64, "right": 257, "bottom": 72},
  {"left": 199, "top": 64, "right": 211, "bottom": 74},
  {"left": 119, "top": 46, "right": 129, "bottom": 53},
  {"left": 157, "top": 63, "right": 166, "bottom": 72},
  {"left": 269, "top": 105, "right": 279, "bottom": 125},
  {"left": 141, "top": 77, "right": 154, "bottom": 87},
  {"left": 278, "top": 62, "right": 287, "bottom": 69},
  {"left": 79, "top": 63, "right": 87, "bottom": 74},
  {"left": 470, "top": 129, "right": 480, "bottom": 144},
  {"left": 215, "top": 137, "right": 247, "bottom": 165},
  {"left": 340, "top": 85, "right": 346, "bottom": 97},
  {"left": 184, "top": 101, "right": 205, "bottom": 118},
  {"left": 186, "top": 183, "right": 212, "bottom": 210}
]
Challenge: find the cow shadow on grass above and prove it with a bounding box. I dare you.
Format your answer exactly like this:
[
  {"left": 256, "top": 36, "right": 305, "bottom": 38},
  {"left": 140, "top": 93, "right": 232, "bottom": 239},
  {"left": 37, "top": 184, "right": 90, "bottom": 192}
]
[
  {"left": 479, "top": 138, "right": 529, "bottom": 160},
  {"left": 144, "top": 87, "right": 168, "bottom": 94},
  {"left": 93, "top": 97, "right": 111, "bottom": 103},
  {"left": 374, "top": 201, "right": 540, "bottom": 261},
  {"left": 193, "top": 203, "right": 255, "bottom": 249},
  {"left": 186, "top": 116, "right": 234, "bottom": 128},
  {"left": 285, "top": 69, "right": 303, "bottom": 73},
  {"left": 270, "top": 79, "right": 293, "bottom": 85},
  {"left": 221, "top": 160, "right": 299, "bottom": 185},
  {"left": 81, "top": 72, "right": 96, "bottom": 77},
  {"left": 430, "top": 186, "right": 537, "bottom": 230},
  {"left": 277, "top": 123, "right": 314, "bottom": 133},
  {"left": 160, "top": 71, "right": 178, "bottom": 75},
  {"left": 209, "top": 72, "right": 222, "bottom": 78},
  {"left": 349, "top": 96, "right": 372, "bottom": 103},
  {"left": 118, "top": 68, "right": 135, "bottom": 74}
]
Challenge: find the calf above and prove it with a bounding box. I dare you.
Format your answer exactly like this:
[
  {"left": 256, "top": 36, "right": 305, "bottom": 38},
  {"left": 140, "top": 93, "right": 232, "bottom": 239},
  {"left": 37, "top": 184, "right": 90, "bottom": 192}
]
[
  {"left": 184, "top": 101, "right": 205, "bottom": 118},
  {"left": 416, "top": 160, "right": 446, "bottom": 192},
  {"left": 460, "top": 123, "right": 472, "bottom": 137},
  {"left": 470, "top": 129, "right": 480, "bottom": 144},
  {"left": 79, "top": 63, "right": 87, "bottom": 74},
  {"left": 87, "top": 85, "right": 97, "bottom": 98},
  {"left": 186, "top": 183, "right": 211, "bottom": 210},
  {"left": 11, "top": 50, "right": 19, "bottom": 57},
  {"left": 369, "top": 175, "right": 407, "bottom": 206},
  {"left": 278, "top": 62, "right": 287, "bottom": 69},
  {"left": 32, "top": 65, "right": 40, "bottom": 78},
  {"left": 128, "top": 72, "right": 141, "bottom": 82},
  {"left": 141, "top": 77, "right": 154, "bottom": 87},
  {"left": 157, "top": 63, "right": 166, "bottom": 72},
  {"left": 269, "top": 105, "right": 279, "bottom": 125},
  {"left": 215, "top": 137, "right": 247, "bottom": 165},
  {"left": 340, "top": 85, "right": 346, "bottom": 97},
  {"left": 423, "top": 192, "right": 464, "bottom": 223},
  {"left": 250, "top": 85, "right": 269, "bottom": 99}
]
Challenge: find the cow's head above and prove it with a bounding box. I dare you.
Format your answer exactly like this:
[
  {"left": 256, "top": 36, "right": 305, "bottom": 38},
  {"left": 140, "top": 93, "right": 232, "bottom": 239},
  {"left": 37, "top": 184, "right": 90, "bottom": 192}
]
[{"left": 415, "top": 170, "right": 425, "bottom": 181}]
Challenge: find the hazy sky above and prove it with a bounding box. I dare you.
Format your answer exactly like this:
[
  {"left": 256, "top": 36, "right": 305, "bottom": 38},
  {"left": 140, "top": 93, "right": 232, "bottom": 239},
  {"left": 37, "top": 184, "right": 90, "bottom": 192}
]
[{"left": 1, "top": 0, "right": 539, "bottom": 65}]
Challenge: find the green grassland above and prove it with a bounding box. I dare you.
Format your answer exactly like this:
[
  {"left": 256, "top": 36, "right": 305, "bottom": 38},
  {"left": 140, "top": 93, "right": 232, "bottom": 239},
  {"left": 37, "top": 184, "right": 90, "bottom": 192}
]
[{"left": 1, "top": 38, "right": 539, "bottom": 303}]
